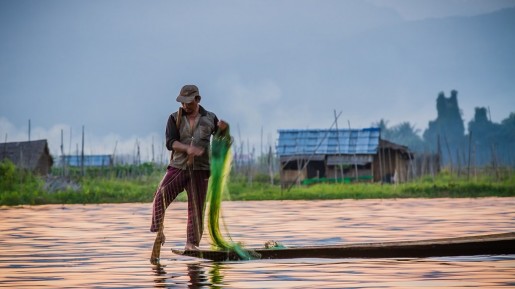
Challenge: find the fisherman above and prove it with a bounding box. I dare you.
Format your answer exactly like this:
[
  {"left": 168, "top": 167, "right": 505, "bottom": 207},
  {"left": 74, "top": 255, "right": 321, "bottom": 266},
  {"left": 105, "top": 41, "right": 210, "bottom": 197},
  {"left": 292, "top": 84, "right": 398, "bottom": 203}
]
[{"left": 150, "top": 84, "right": 229, "bottom": 264}]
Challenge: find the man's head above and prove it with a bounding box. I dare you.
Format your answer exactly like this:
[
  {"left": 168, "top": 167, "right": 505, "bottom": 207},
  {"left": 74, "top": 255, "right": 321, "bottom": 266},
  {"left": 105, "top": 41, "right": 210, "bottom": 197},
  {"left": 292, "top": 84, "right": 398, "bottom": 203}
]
[{"left": 176, "top": 85, "right": 201, "bottom": 104}]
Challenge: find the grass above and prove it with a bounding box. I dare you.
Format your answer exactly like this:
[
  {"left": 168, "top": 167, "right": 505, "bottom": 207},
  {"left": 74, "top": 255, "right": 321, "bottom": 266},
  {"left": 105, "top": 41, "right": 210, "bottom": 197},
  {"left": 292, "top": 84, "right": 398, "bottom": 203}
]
[
  {"left": 227, "top": 180, "right": 514, "bottom": 201},
  {"left": 1, "top": 159, "right": 514, "bottom": 206},
  {"left": 226, "top": 168, "right": 514, "bottom": 200}
]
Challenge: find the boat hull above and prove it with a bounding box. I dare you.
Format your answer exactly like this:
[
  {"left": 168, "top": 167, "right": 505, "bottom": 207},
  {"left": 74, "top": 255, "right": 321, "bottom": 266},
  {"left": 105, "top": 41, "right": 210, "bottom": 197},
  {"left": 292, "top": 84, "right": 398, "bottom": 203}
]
[{"left": 172, "top": 232, "right": 515, "bottom": 261}]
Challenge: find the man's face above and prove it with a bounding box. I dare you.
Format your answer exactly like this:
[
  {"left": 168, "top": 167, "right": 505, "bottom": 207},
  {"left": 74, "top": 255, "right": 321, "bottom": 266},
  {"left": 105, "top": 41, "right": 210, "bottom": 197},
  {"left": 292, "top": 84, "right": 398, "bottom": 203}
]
[{"left": 181, "top": 98, "right": 198, "bottom": 114}]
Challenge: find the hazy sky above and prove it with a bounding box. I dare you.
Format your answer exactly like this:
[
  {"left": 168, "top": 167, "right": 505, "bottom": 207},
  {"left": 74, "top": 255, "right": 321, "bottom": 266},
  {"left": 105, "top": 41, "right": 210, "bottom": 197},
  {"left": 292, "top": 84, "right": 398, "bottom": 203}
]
[{"left": 1, "top": 0, "right": 514, "bottom": 161}]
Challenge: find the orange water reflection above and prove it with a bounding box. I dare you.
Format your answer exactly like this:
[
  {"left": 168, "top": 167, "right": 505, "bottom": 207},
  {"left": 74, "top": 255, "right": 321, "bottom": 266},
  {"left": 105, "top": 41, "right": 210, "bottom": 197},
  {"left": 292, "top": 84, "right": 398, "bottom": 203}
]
[{"left": 0, "top": 197, "right": 514, "bottom": 288}]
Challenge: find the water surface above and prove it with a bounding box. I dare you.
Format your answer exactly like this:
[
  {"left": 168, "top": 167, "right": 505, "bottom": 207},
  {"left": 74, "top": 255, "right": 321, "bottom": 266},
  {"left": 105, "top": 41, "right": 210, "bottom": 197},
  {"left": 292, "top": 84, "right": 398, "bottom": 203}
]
[{"left": 0, "top": 198, "right": 514, "bottom": 288}]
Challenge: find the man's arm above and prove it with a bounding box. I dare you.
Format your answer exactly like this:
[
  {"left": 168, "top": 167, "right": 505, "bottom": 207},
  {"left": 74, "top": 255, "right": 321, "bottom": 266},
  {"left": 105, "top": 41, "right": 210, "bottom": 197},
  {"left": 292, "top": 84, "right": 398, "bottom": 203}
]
[
  {"left": 172, "top": 140, "right": 204, "bottom": 157},
  {"left": 165, "top": 114, "right": 179, "bottom": 151}
]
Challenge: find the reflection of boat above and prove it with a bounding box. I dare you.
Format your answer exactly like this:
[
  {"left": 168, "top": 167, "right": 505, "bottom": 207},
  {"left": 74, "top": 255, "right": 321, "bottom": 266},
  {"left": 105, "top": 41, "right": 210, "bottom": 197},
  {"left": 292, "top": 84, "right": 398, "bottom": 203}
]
[{"left": 172, "top": 232, "right": 515, "bottom": 261}]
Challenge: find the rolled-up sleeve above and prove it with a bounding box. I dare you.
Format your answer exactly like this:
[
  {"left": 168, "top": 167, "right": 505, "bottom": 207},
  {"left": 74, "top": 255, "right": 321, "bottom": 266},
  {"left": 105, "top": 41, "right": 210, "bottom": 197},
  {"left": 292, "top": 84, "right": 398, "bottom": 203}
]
[
  {"left": 165, "top": 114, "right": 179, "bottom": 151},
  {"left": 213, "top": 115, "right": 219, "bottom": 135}
]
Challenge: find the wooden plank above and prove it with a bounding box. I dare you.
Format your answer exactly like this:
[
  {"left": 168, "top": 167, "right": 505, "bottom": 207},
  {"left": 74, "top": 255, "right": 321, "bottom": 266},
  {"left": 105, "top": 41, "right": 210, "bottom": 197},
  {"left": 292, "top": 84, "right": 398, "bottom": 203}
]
[{"left": 172, "top": 232, "right": 515, "bottom": 261}]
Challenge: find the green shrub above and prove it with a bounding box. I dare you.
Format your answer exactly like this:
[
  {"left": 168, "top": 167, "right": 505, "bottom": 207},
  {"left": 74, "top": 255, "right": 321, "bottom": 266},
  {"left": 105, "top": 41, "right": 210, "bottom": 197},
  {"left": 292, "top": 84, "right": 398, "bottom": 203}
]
[{"left": 0, "top": 159, "right": 17, "bottom": 190}]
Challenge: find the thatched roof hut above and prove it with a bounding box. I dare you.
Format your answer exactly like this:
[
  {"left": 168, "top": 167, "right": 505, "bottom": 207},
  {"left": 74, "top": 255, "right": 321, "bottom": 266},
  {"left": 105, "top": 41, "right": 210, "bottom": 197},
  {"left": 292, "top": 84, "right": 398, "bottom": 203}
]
[{"left": 0, "top": 139, "right": 54, "bottom": 175}]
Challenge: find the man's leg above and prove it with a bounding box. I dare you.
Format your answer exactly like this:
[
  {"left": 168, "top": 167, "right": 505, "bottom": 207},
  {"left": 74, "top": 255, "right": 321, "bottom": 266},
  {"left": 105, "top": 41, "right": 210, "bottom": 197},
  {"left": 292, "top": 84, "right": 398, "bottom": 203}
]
[
  {"left": 150, "top": 166, "right": 187, "bottom": 232},
  {"left": 185, "top": 170, "right": 210, "bottom": 249},
  {"left": 150, "top": 166, "right": 187, "bottom": 264}
]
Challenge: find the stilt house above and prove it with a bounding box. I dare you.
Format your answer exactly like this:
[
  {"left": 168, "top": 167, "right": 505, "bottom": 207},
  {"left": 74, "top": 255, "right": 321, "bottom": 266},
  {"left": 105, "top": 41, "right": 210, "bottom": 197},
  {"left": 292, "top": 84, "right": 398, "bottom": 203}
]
[{"left": 276, "top": 128, "right": 413, "bottom": 188}]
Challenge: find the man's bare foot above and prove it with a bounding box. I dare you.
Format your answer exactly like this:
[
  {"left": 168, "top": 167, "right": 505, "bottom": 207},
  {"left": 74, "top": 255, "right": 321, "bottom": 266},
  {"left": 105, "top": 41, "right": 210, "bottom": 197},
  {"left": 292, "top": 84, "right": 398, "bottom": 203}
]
[
  {"left": 184, "top": 243, "right": 200, "bottom": 250},
  {"left": 150, "top": 257, "right": 160, "bottom": 265}
]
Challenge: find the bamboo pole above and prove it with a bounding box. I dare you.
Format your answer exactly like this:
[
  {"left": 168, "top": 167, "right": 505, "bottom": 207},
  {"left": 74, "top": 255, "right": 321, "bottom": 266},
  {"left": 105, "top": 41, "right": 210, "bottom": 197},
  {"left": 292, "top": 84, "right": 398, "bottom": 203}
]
[
  {"left": 247, "top": 137, "right": 252, "bottom": 186},
  {"left": 473, "top": 143, "right": 477, "bottom": 181},
  {"left": 3, "top": 133, "right": 7, "bottom": 161},
  {"left": 443, "top": 133, "right": 453, "bottom": 175},
  {"left": 152, "top": 136, "right": 155, "bottom": 163},
  {"left": 260, "top": 126, "right": 263, "bottom": 159},
  {"left": 268, "top": 146, "right": 274, "bottom": 185},
  {"left": 61, "top": 129, "right": 65, "bottom": 176},
  {"left": 491, "top": 143, "right": 499, "bottom": 181},
  {"left": 378, "top": 131, "right": 383, "bottom": 183},
  {"left": 387, "top": 147, "right": 393, "bottom": 183},
  {"left": 422, "top": 148, "right": 427, "bottom": 178},
  {"left": 437, "top": 134, "right": 442, "bottom": 176},
  {"left": 81, "top": 125, "right": 85, "bottom": 177},
  {"left": 334, "top": 110, "right": 343, "bottom": 180},
  {"left": 381, "top": 143, "right": 387, "bottom": 183},
  {"left": 456, "top": 148, "right": 461, "bottom": 177},
  {"left": 467, "top": 131, "right": 472, "bottom": 180},
  {"left": 27, "top": 119, "right": 32, "bottom": 169},
  {"left": 406, "top": 148, "right": 414, "bottom": 182},
  {"left": 348, "top": 120, "right": 358, "bottom": 182}
]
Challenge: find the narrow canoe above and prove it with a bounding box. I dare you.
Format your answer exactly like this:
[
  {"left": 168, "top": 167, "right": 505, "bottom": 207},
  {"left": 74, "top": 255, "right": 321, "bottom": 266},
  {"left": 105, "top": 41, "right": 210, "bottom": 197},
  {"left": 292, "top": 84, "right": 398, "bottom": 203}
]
[{"left": 172, "top": 232, "right": 515, "bottom": 261}]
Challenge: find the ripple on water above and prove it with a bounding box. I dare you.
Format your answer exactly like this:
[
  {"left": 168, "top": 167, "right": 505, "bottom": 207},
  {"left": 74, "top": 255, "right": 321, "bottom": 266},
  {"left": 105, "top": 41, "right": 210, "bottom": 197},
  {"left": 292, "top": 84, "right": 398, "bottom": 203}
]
[{"left": 0, "top": 198, "right": 514, "bottom": 288}]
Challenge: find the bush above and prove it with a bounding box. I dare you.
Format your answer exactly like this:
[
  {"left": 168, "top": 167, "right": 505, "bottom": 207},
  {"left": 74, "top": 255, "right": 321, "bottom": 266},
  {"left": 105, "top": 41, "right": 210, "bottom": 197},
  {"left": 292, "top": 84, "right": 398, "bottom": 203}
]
[
  {"left": 0, "top": 159, "right": 17, "bottom": 191},
  {"left": 0, "top": 159, "right": 42, "bottom": 195}
]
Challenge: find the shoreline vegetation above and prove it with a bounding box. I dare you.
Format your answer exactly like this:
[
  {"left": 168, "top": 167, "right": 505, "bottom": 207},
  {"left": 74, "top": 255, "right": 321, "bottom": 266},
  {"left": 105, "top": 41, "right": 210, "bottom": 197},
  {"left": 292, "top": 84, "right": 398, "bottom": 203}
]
[{"left": 0, "top": 160, "right": 514, "bottom": 206}]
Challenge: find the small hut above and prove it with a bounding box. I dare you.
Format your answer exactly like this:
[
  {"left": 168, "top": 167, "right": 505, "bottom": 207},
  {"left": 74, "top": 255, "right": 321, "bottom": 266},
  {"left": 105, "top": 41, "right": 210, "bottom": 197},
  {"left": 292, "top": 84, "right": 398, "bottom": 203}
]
[
  {"left": 0, "top": 139, "right": 54, "bottom": 175},
  {"left": 276, "top": 128, "right": 413, "bottom": 188}
]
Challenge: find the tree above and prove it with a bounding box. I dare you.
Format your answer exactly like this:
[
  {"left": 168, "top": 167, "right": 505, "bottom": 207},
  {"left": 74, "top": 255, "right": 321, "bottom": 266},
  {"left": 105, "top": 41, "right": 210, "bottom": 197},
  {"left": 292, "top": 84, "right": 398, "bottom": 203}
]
[
  {"left": 372, "top": 119, "right": 424, "bottom": 152},
  {"left": 390, "top": 122, "right": 425, "bottom": 152},
  {"left": 467, "top": 107, "right": 500, "bottom": 165},
  {"left": 499, "top": 112, "right": 515, "bottom": 142},
  {"left": 373, "top": 119, "right": 392, "bottom": 140}
]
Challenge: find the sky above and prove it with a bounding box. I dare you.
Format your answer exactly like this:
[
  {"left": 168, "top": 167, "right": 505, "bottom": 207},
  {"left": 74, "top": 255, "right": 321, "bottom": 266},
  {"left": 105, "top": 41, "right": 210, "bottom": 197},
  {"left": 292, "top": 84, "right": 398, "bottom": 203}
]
[{"left": 1, "top": 0, "right": 514, "bottom": 162}]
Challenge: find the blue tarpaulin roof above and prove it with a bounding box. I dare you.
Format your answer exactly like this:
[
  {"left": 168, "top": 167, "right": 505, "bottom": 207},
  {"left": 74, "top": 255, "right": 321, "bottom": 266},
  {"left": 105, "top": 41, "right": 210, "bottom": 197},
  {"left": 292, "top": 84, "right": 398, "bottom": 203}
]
[
  {"left": 276, "top": 128, "right": 380, "bottom": 156},
  {"left": 61, "top": 155, "right": 113, "bottom": 167}
]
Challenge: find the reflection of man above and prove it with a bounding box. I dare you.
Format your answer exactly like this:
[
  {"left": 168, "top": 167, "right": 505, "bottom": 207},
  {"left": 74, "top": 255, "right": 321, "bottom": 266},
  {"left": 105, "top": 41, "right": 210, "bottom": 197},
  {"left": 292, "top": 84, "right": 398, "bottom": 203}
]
[
  {"left": 152, "top": 262, "right": 220, "bottom": 287},
  {"left": 188, "top": 263, "right": 223, "bottom": 287},
  {"left": 187, "top": 263, "right": 209, "bottom": 286},
  {"left": 150, "top": 84, "right": 229, "bottom": 264}
]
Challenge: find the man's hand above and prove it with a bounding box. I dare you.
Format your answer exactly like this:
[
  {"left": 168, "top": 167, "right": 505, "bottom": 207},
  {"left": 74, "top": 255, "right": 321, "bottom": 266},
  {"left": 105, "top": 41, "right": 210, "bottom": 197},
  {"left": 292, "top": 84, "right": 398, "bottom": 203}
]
[
  {"left": 173, "top": 140, "right": 204, "bottom": 156},
  {"left": 187, "top": 145, "right": 204, "bottom": 157},
  {"left": 218, "top": 120, "right": 228, "bottom": 132}
]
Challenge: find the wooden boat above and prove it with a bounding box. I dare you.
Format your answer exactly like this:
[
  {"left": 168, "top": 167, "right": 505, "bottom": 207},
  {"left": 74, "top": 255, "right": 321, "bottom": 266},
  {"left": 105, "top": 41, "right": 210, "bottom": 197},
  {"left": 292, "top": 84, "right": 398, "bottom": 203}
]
[{"left": 172, "top": 232, "right": 515, "bottom": 261}]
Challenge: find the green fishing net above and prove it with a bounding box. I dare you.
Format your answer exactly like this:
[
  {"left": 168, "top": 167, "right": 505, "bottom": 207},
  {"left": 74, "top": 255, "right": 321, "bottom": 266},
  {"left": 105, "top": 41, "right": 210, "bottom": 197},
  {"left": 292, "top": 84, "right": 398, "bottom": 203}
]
[{"left": 205, "top": 128, "right": 254, "bottom": 260}]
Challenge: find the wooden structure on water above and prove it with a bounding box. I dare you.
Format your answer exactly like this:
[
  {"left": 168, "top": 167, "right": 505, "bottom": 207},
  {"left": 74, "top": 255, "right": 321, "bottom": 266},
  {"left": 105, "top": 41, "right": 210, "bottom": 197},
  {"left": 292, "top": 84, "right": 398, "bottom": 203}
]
[
  {"left": 0, "top": 139, "right": 53, "bottom": 175},
  {"left": 275, "top": 128, "right": 414, "bottom": 187},
  {"left": 173, "top": 232, "right": 515, "bottom": 261}
]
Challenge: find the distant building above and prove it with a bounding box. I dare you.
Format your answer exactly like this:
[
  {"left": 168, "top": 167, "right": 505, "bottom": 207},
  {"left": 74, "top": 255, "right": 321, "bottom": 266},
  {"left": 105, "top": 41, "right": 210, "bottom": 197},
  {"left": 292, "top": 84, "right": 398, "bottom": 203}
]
[
  {"left": 276, "top": 128, "right": 413, "bottom": 188},
  {"left": 0, "top": 139, "right": 54, "bottom": 175},
  {"left": 60, "top": 155, "right": 113, "bottom": 167}
]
